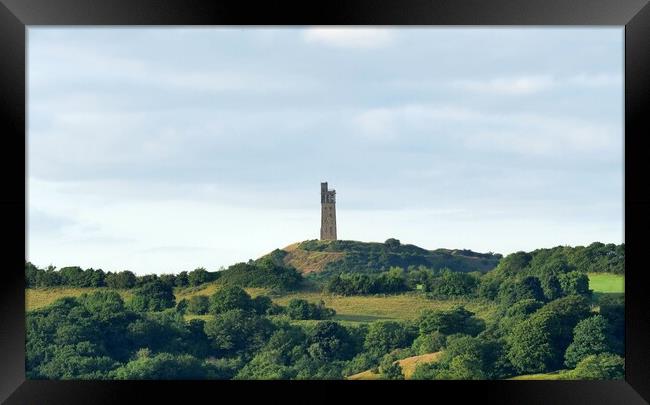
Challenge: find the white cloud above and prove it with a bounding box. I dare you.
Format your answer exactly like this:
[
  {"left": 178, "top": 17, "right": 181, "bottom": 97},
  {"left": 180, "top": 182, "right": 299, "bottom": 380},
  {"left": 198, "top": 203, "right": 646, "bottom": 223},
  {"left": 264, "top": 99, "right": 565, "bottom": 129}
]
[
  {"left": 353, "top": 104, "right": 620, "bottom": 156},
  {"left": 302, "top": 27, "right": 394, "bottom": 49},
  {"left": 566, "top": 73, "right": 622, "bottom": 87},
  {"left": 452, "top": 75, "right": 554, "bottom": 95},
  {"left": 452, "top": 73, "right": 621, "bottom": 95}
]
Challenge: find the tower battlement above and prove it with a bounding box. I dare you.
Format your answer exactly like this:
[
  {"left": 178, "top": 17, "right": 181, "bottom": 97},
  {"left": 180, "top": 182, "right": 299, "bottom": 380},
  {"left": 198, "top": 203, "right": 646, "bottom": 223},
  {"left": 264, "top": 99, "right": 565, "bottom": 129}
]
[{"left": 320, "top": 182, "right": 337, "bottom": 240}]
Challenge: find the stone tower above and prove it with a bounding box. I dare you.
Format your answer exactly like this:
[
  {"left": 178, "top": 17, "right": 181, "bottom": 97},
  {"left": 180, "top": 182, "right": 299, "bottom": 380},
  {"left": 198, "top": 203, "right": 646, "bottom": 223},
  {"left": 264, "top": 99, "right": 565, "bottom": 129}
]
[{"left": 320, "top": 182, "right": 337, "bottom": 240}]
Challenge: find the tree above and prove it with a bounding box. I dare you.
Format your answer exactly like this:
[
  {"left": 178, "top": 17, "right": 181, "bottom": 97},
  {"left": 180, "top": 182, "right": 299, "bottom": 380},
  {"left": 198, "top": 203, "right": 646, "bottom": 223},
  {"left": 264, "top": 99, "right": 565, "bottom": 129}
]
[
  {"left": 188, "top": 267, "right": 212, "bottom": 286},
  {"left": 204, "top": 309, "right": 274, "bottom": 356},
  {"left": 130, "top": 280, "right": 175, "bottom": 312},
  {"left": 569, "top": 353, "right": 624, "bottom": 380},
  {"left": 364, "top": 321, "right": 414, "bottom": 357},
  {"left": 411, "top": 331, "right": 446, "bottom": 355},
  {"left": 506, "top": 315, "right": 555, "bottom": 374},
  {"left": 417, "top": 306, "right": 484, "bottom": 337},
  {"left": 384, "top": 238, "right": 401, "bottom": 250},
  {"left": 285, "top": 299, "right": 335, "bottom": 320},
  {"left": 564, "top": 316, "right": 613, "bottom": 368},
  {"left": 498, "top": 276, "right": 545, "bottom": 306},
  {"left": 308, "top": 321, "right": 356, "bottom": 361},
  {"left": 175, "top": 271, "right": 189, "bottom": 287},
  {"left": 379, "top": 355, "right": 404, "bottom": 380},
  {"left": 507, "top": 295, "right": 591, "bottom": 373},
  {"left": 187, "top": 295, "right": 210, "bottom": 315},
  {"left": 113, "top": 351, "right": 207, "bottom": 379},
  {"left": 540, "top": 274, "right": 563, "bottom": 301},
  {"left": 209, "top": 286, "right": 254, "bottom": 315},
  {"left": 558, "top": 271, "right": 591, "bottom": 297},
  {"left": 105, "top": 271, "right": 137, "bottom": 289},
  {"left": 428, "top": 271, "right": 478, "bottom": 297}
]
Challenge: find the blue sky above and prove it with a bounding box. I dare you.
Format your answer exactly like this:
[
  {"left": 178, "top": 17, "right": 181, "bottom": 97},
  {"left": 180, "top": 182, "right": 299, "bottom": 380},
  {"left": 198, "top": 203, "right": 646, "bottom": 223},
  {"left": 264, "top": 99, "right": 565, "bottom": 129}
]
[{"left": 27, "top": 27, "right": 623, "bottom": 274}]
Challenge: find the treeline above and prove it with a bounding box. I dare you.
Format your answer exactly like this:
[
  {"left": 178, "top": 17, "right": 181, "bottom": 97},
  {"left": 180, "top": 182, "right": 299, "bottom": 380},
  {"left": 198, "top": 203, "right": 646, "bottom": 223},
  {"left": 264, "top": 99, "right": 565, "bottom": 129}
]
[
  {"left": 25, "top": 258, "right": 303, "bottom": 292},
  {"left": 25, "top": 263, "right": 219, "bottom": 289},
  {"left": 177, "top": 292, "right": 335, "bottom": 321},
  {"left": 323, "top": 242, "right": 624, "bottom": 298},
  {"left": 325, "top": 267, "right": 479, "bottom": 297}
]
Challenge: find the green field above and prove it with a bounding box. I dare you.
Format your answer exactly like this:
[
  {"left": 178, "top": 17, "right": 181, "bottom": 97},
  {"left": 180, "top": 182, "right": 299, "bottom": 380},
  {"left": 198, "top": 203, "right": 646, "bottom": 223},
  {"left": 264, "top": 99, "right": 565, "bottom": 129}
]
[
  {"left": 25, "top": 284, "right": 498, "bottom": 325},
  {"left": 508, "top": 370, "right": 569, "bottom": 380},
  {"left": 25, "top": 287, "right": 134, "bottom": 312},
  {"left": 588, "top": 273, "right": 624, "bottom": 294}
]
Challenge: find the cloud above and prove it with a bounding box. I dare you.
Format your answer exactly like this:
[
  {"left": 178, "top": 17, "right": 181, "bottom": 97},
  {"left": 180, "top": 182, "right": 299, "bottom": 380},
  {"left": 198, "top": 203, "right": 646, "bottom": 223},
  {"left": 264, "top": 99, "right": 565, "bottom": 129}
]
[
  {"left": 452, "top": 76, "right": 554, "bottom": 95},
  {"left": 302, "top": 27, "right": 395, "bottom": 49},
  {"left": 352, "top": 104, "right": 620, "bottom": 157},
  {"left": 452, "top": 73, "right": 621, "bottom": 95}
]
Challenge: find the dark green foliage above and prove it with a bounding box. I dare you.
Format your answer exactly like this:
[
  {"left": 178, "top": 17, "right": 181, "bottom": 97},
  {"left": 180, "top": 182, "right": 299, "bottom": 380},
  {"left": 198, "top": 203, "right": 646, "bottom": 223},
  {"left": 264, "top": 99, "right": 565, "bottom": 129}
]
[
  {"left": 411, "top": 331, "right": 446, "bottom": 355},
  {"left": 188, "top": 268, "right": 216, "bottom": 286},
  {"left": 417, "top": 306, "right": 485, "bottom": 337},
  {"left": 363, "top": 321, "right": 415, "bottom": 357},
  {"left": 599, "top": 301, "right": 624, "bottom": 354},
  {"left": 134, "top": 274, "right": 158, "bottom": 287},
  {"left": 477, "top": 274, "right": 500, "bottom": 300},
  {"left": 105, "top": 271, "right": 137, "bottom": 289},
  {"left": 558, "top": 271, "right": 592, "bottom": 298},
  {"left": 25, "top": 262, "right": 109, "bottom": 288},
  {"left": 506, "top": 295, "right": 592, "bottom": 373},
  {"left": 497, "top": 276, "right": 546, "bottom": 306},
  {"left": 204, "top": 309, "right": 275, "bottom": 356},
  {"left": 344, "top": 352, "right": 380, "bottom": 376},
  {"left": 569, "top": 353, "right": 624, "bottom": 380},
  {"left": 251, "top": 295, "right": 273, "bottom": 315},
  {"left": 307, "top": 321, "right": 357, "bottom": 362},
  {"left": 564, "top": 316, "right": 615, "bottom": 368},
  {"left": 26, "top": 292, "right": 136, "bottom": 379},
  {"left": 174, "top": 271, "right": 189, "bottom": 287},
  {"left": 209, "top": 286, "right": 254, "bottom": 315},
  {"left": 379, "top": 355, "right": 404, "bottom": 380},
  {"left": 113, "top": 350, "right": 208, "bottom": 379},
  {"left": 130, "top": 280, "right": 175, "bottom": 312},
  {"left": 495, "top": 299, "right": 544, "bottom": 337},
  {"left": 427, "top": 270, "right": 479, "bottom": 297},
  {"left": 175, "top": 298, "right": 188, "bottom": 314},
  {"left": 285, "top": 299, "right": 335, "bottom": 320},
  {"left": 412, "top": 335, "right": 507, "bottom": 380},
  {"left": 219, "top": 259, "right": 302, "bottom": 291},
  {"left": 540, "top": 274, "right": 563, "bottom": 301},
  {"left": 187, "top": 295, "right": 210, "bottom": 315}
]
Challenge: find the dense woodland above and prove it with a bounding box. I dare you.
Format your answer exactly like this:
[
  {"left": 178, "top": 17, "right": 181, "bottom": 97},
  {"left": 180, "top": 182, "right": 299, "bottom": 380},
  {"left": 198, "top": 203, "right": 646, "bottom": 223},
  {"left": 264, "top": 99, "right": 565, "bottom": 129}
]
[{"left": 25, "top": 240, "right": 624, "bottom": 380}]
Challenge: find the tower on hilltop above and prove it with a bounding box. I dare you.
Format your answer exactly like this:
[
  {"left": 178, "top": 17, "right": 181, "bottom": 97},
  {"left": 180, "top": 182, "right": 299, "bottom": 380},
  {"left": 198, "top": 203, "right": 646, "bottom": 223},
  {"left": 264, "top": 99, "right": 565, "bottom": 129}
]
[{"left": 320, "top": 182, "right": 337, "bottom": 241}]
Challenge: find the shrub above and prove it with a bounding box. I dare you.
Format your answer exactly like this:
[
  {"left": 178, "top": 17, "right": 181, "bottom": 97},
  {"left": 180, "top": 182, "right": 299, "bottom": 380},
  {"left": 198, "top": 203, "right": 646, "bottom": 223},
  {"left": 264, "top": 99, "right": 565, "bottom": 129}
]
[{"left": 187, "top": 295, "right": 210, "bottom": 315}]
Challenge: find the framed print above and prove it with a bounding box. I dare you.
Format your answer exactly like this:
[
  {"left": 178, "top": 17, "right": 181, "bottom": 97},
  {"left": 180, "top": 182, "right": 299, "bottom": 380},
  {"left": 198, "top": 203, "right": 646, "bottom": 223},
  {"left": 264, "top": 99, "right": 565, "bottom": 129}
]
[{"left": 1, "top": 0, "right": 649, "bottom": 403}]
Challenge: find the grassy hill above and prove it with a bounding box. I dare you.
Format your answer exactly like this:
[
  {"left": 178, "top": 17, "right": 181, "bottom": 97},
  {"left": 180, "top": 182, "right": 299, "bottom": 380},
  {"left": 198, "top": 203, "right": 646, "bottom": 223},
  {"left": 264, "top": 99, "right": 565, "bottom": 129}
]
[
  {"left": 263, "top": 239, "right": 502, "bottom": 278},
  {"left": 348, "top": 351, "right": 443, "bottom": 380}
]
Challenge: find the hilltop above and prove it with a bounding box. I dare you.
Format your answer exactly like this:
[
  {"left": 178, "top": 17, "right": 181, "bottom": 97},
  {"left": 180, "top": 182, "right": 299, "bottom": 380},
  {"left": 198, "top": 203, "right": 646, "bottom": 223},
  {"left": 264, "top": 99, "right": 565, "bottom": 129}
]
[{"left": 261, "top": 239, "right": 502, "bottom": 279}]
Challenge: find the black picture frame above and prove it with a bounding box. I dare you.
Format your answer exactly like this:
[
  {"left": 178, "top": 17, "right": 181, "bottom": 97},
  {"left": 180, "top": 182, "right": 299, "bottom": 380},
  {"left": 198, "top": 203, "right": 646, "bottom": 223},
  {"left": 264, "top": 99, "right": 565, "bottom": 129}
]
[{"left": 1, "top": 0, "right": 649, "bottom": 403}]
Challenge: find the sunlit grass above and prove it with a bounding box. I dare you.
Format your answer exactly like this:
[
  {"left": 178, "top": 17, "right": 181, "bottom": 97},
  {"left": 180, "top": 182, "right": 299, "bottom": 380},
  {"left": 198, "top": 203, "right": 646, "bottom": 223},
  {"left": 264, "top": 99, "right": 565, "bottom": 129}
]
[
  {"left": 588, "top": 273, "right": 624, "bottom": 294},
  {"left": 26, "top": 287, "right": 133, "bottom": 311}
]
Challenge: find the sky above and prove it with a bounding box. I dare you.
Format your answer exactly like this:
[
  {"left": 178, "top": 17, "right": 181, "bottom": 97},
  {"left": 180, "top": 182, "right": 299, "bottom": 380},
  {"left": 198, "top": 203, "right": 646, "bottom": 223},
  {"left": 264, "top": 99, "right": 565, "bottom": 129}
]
[{"left": 27, "top": 27, "right": 624, "bottom": 275}]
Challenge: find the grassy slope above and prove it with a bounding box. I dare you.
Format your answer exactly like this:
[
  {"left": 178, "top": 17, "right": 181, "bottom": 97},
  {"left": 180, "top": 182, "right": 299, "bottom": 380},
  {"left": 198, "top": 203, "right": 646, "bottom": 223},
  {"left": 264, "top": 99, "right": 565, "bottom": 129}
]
[
  {"left": 508, "top": 371, "right": 569, "bottom": 380},
  {"left": 348, "top": 352, "right": 442, "bottom": 380},
  {"left": 281, "top": 242, "right": 346, "bottom": 274},
  {"left": 271, "top": 290, "right": 498, "bottom": 324},
  {"left": 588, "top": 272, "right": 624, "bottom": 293},
  {"left": 25, "top": 287, "right": 134, "bottom": 311},
  {"left": 25, "top": 283, "right": 498, "bottom": 325}
]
